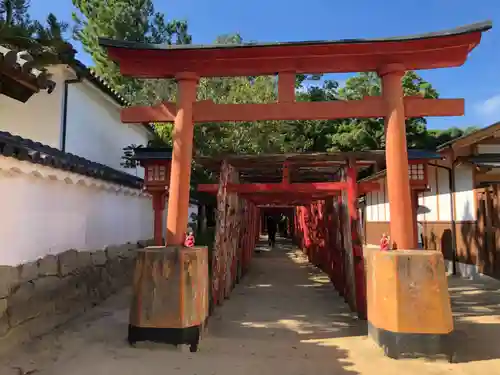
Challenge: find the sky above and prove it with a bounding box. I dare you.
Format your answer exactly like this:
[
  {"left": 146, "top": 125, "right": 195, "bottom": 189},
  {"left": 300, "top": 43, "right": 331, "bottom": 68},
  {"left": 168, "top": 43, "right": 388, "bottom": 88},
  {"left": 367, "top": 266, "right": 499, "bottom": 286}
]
[{"left": 29, "top": 0, "right": 500, "bottom": 130}]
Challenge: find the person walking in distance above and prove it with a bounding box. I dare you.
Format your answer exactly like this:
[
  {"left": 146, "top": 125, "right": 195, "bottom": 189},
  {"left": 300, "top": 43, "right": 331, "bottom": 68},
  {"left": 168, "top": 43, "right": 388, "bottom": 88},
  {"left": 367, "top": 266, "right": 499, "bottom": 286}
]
[{"left": 267, "top": 215, "right": 277, "bottom": 248}]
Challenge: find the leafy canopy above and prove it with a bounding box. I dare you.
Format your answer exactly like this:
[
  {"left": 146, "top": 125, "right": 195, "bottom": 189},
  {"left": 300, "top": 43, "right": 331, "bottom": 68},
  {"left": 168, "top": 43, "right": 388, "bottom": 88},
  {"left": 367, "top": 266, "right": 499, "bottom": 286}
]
[
  {"left": 0, "top": 0, "right": 74, "bottom": 65},
  {"left": 70, "top": 2, "right": 477, "bottom": 171}
]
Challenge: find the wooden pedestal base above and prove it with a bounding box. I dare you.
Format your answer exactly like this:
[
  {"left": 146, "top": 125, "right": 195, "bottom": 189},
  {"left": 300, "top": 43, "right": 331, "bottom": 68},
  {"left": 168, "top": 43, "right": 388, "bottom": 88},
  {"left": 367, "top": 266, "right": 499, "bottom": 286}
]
[
  {"left": 368, "top": 323, "right": 455, "bottom": 361},
  {"left": 366, "top": 249, "right": 454, "bottom": 360},
  {"left": 128, "top": 246, "right": 209, "bottom": 352},
  {"left": 128, "top": 323, "right": 203, "bottom": 352}
]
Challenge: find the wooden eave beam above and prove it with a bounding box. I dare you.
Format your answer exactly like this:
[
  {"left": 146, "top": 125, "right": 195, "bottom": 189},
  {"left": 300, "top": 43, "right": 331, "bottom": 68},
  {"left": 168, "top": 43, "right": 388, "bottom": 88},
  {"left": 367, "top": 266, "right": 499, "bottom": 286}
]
[
  {"left": 108, "top": 34, "right": 481, "bottom": 78},
  {"left": 121, "top": 97, "right": 464, "bottom": 123},
  {"left": 475, "top": 173, "right": 500, "bottom": 184},
  {"left": 451, "top": 126, "right": 500, "bottom": 151},
  {"left": 227, "top": 182, "right": 346, "bottom": 193},
  {"left": 197, "top": 181, "right": 380, "bottom": 194}
]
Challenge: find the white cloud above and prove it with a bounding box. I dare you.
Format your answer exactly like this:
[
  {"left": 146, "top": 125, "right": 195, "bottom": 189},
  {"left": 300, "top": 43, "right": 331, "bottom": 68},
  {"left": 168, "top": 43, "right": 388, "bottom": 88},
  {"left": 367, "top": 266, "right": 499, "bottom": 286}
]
[{"left": 475, "top": 94, "right": 500, "bottom": 119}]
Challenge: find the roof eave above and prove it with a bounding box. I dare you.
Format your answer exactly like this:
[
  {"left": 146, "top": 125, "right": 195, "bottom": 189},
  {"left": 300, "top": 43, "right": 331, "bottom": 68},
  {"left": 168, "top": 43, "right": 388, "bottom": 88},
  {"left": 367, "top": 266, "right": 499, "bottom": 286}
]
[{"left": 98, "top": 20, "right": 492, "bottom": 52}]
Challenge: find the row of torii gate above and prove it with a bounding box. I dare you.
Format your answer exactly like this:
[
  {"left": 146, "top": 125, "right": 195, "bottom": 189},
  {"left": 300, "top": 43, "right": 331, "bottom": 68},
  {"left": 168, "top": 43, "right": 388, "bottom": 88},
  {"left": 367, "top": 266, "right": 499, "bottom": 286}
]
[
  {"left": 101, "top": 21, "right": 491, "bottom": 358},
  {"left": 196, "top": 152, "right": 384, "bottom": 319}
]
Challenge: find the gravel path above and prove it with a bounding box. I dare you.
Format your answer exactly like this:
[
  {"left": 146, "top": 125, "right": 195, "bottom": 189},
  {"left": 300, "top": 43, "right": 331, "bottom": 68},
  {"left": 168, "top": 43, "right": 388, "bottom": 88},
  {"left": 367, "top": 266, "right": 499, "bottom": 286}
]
[{"left": 1, "top": 239, "right": 499, "bottom": 375}]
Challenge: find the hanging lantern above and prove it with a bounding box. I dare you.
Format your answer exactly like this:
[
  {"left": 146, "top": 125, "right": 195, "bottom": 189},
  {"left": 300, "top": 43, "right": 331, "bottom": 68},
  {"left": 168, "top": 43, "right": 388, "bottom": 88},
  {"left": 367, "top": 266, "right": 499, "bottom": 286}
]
[
  {"left": 408, "top": 162, "right": 428, "bottom": 186},
  {"left": 134, "top": 147, "right": 173, "bottom": 192},
  {"left": 133, "top": 147, "right": 173, "bottom": 245}
]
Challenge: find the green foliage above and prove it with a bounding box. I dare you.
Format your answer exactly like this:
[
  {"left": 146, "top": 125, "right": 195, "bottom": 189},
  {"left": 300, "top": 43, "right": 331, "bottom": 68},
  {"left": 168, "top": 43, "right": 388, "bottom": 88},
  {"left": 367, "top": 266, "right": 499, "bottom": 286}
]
[
  {"left": 73, "top": 3, "right": 476, "bottom": 180},
  {"left": 72, "top": 0, "right": 191, "bottom": 103},
  {"left": 328, "top": 71, "right": 439, "bottom": 151},
  {"left": 0, "top": 0, "right": 74, "bottom": 66}
]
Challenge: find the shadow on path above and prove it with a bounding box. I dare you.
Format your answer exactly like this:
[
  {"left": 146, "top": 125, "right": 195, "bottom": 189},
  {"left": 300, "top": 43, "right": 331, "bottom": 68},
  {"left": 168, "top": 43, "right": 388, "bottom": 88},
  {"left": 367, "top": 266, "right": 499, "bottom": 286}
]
[
  {"left": 447, "top": 275, "right": 500, "bottom": 363},
  {"left": 205, "top": 237, "right": 365, "bottom": 374}
]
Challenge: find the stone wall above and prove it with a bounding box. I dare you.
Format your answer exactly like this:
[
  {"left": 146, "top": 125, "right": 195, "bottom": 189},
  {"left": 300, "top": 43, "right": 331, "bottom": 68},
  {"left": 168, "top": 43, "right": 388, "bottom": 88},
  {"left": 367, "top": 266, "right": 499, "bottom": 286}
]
[{"left": 0, "top": 239, "right": 153, "bottom": 354}]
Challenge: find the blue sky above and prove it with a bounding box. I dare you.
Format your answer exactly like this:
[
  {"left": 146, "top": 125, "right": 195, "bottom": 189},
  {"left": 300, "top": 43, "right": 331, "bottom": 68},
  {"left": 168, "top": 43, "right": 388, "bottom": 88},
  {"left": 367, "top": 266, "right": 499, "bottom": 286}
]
[{"left": 30, "top": 0, "right": 500, "bottom": 130}]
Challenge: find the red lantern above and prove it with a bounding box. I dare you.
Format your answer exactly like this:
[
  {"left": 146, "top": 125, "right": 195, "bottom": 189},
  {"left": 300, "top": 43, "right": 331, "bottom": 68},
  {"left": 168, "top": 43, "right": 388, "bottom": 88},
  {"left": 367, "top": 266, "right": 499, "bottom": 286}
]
[{"left": 133, "top": 147, "right": 173, "bottom": 246}]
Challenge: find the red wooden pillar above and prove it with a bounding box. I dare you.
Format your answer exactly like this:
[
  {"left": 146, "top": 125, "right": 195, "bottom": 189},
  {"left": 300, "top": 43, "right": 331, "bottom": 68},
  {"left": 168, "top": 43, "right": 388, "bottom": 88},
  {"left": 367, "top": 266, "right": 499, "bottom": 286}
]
[
  {"left": 166, "top": 73, "right": 198, "bottom": 245},
  {"left": 380, "top": 64, "right": 417, "bottom": 250},
  {"left": 302, "top": 205, "right": 311, "bottom": 256},
  {"left": 152, "top": 192, "right": 167, "bottom": 245},
  {"left": 347, "top": 161, "right": 367, "bottom": 319},
  {"left": 337, "top": 195, "right": 347, "bottom": 298}
]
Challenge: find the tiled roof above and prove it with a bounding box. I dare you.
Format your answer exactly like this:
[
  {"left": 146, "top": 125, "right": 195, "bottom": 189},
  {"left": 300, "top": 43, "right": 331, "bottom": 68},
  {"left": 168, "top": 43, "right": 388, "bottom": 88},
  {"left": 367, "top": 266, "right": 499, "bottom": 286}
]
[
  {"left": 0, "top": 130, "right": 143, "bottom": 189},
  {"left": 0, "top": 46, "right": 56, "bottom": 102},
  {"left": 99, "top": 21, "right": 492, "bottom": 52}
]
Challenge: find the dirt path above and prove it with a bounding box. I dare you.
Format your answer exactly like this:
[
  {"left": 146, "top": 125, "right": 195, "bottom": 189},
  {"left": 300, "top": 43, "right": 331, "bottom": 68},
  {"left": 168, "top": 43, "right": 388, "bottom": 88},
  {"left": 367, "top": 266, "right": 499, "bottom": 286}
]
[{"left": 1, "top": 240, "right": 499, "bottom": 375}]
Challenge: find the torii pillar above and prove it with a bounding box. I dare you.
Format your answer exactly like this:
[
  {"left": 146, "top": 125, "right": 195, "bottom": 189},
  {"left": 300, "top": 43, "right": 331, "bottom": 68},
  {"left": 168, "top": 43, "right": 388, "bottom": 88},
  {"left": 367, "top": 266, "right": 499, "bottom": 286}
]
[
  {"left": 128, "top": 72, "right": 209, "bottom": 352},
  {"left": 166, "top": 72, "right": 199, "bottom": 244},
  {"left": 379, "top": 64, "right": 417, "bottom": 250}
]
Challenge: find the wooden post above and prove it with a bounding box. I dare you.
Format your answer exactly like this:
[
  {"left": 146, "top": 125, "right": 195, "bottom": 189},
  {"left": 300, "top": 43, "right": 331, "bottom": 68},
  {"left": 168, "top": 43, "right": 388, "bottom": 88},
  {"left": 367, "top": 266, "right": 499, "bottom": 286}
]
[
  {"left": 347, "top": 160, "right": 367, "bottom": 319},
  {"left": 152, "top": 192, "right": 166, "bottom": 246},
  {"left": 278, "top": 72, "right": 296, "bottom": 103},
  {"left": 379, "top": 64, "right": 417, "bottom": 250},
  {"left": 166, "top": 72, "right": 198, "bottom": 245},
  {"left": 282, "top": 161, "right": 290, "bottom": 184}
]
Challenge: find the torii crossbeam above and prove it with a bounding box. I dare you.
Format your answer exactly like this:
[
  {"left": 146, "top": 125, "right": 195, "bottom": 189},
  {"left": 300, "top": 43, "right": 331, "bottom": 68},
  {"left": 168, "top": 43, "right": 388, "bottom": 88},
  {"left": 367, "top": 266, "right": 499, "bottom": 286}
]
[{"left": 100, "top": 21, "right": 491, "bottom": 249}]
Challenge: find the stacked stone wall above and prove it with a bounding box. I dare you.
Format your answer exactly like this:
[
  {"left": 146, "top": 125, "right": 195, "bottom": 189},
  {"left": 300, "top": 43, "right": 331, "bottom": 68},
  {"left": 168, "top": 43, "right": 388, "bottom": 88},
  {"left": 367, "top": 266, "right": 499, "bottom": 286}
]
[{"left": 0, "top": 239, "right": 153, "bottom": 353}]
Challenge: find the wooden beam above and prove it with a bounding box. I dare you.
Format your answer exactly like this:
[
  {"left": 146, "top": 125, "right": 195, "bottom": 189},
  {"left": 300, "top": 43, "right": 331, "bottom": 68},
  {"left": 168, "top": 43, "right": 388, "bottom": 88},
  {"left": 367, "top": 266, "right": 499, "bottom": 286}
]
[
  {"left": 121, "top": 97, "right": 465, "bottom": 123},
  {"left": 282, "top": 161, "right": 290, "bottom": 184},
  {"left": 197, "top": 183, "right": 219, "bottom": 193},
  {"left": 278, "top": 72, "right": 296, "bottom": 103},
  {"left": 122, "top": 101, "right": 177, "bottom": 123},
  {"left": 359, "top": 181, "right": 381, "bottom": 193},
  {"left": 403, "top": 97, "right": 464, "bottom": 117},
  {"left": 226, "top": 182, "right": 347, "bottom": 193},
  {"left": 197, "top": 181, "right": 380, "bottom": 194},
  {"left": 476, "top": 173, "right": 500, "bottom": 184}
]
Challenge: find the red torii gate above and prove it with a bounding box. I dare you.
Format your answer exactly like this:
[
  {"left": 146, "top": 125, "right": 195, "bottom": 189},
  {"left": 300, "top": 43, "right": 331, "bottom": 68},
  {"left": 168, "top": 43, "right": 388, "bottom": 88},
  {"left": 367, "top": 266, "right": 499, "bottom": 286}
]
[
  {"left": 197, "top": 152, "right": 382, "bottom": 318},
  {"left": 99, "top": 21, "right": 491, "bottom": 355},
  {"left": 99, "top": 21, "right": 490, "bottom": 250},
  {"left": 197, "top": 151, "right": 382, "bottom": 213},
  {"left": 196, "top": 150, "right": 440, "bottom": 318}
]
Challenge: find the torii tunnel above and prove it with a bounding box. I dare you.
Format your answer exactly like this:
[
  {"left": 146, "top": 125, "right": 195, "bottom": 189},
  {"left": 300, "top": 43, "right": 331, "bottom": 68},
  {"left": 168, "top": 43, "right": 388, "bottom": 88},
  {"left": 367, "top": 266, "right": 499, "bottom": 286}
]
[
  {"left": 196, "top": 150, "right": 439, "bottom": 319},
  {"left": 100, "top": 20, "right": 491, "bottom": 357}
]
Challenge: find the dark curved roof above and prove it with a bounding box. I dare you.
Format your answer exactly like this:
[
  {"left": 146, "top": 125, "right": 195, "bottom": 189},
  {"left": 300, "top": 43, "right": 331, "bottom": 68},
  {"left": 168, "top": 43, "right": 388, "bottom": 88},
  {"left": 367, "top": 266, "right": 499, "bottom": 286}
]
[
  {"left": 100, "top": 21, "right": 491, "bottom": 52},
  {"left": 196, "top": 149, "right": 440, "bottom": 183},
  {"left": 99, "top": 21, "right": 491, "bottom": 78},
  {"left": 0, "top": 46, "right": 56, "bottom": 102},
  {"left": 0, "top": 130, "right": 143, "bottom": 189}
]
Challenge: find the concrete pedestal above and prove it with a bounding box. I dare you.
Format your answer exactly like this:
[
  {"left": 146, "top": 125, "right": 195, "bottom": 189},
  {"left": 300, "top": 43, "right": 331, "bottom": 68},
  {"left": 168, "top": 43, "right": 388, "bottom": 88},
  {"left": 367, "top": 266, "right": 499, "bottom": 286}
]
[
  {"left": 366, "top": 250, "right": 454, "bottom": 360},
  {"left": 128, "top": 246, "right": 209, "bottom": 352}
]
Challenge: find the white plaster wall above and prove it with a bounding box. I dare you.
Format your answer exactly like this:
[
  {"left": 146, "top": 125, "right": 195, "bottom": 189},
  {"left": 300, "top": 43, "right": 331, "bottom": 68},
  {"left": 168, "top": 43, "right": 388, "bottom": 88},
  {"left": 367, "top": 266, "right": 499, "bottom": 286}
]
[
  {"left": 454, "top": 164, "right": 476, "bottom": 221},
  {"left": 365, "top": 178, "right": 389, "bottom": 222},
  {"left": 437, "top": 167, "right": 452, "bottom": 221},
  {"left": 161, "top": 204, "right": 199, "bottom": 238},
  {"left": 365, "top": 165, "right": 460, "bottom": 223},
  {"left": 384, "top": 179, "right": 391, "bottom": 221},
  {"left": 417, "top": 191, "right": 426, "bottom": 221},
  {"left": 65, "top": 80, "right": 151, "bottom": 178},
  {"left": 477, "top": 144, "right": 500, "bottom": 154},
  {"left": 420, "top": 165, "right": 438, "bottom": 221},
  {"left": 0, "top": 66, "right": 66, "bottom": 148},
  {"left": 0, "top": 156, "right": 153, "bottom": 266}
]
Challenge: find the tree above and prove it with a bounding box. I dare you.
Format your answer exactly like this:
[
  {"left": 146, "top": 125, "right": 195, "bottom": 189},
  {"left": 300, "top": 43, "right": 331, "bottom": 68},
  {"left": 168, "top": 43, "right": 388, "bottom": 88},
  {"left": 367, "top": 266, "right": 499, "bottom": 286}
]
[
  {"left": 426, "top": 126, "right": 479, "bottom": 149},
  {"left": 0, "top": 0, "right": 74, "bottom": 65},
  {"left": 72, "top": 0, "right": 191, "bottom": 103},
  {"left": 324, "top": 71, "right": 440, "bottom": 151}
]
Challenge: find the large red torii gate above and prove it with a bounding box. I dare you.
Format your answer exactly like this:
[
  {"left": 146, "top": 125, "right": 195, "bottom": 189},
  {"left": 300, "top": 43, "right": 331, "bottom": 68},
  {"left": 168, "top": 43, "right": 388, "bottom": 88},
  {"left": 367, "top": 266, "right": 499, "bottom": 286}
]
[
  {"left": 100, "top": 21, "right": 491, "bottom": 358},
  {"left": 100, "top": 21, "right": 490, "bottom": 249}
]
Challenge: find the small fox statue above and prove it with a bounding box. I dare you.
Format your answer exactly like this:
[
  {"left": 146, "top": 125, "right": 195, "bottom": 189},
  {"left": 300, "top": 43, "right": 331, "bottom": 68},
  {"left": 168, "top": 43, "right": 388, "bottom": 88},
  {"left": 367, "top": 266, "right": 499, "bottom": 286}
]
[
  {"left": 380, "top": 233, "right": 390, "bottom": 251},
  {"left": 184, "top": 231, "right": 195, "bottom": 248}
]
